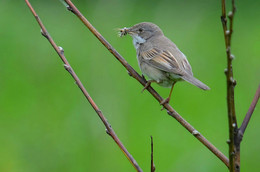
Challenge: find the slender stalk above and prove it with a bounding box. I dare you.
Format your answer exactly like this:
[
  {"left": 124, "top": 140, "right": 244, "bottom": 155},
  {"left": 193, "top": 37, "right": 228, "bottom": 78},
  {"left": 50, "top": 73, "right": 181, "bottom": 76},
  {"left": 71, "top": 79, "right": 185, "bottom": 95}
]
[
  {"left": 151, "top": 136, "right": 155, "bottom": 172},
  {"left": 221, "top": 0, "right": 239, "bottom": 171},
  {"left": 64, "top": 0, "right": 229, "bottom": 167},
  {"left": 25, "top": 1, "right": 143, "bottom": 172},
  {"left": 239, "top": 84, "right": 260, "bottom": 139},
  {"left": 221, "top": 1, "right": 260, "bottom": 171}
]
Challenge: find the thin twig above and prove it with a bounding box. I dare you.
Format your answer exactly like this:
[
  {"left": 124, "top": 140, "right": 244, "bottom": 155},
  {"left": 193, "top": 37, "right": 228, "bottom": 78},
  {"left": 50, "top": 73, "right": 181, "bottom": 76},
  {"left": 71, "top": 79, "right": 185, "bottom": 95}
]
[
  {"left": 64, "top": 0, "right": 229, "bottom": 167},
  {"left": 239, "top": 84, "right": 260, "bottom": 139},
  {"left": 25, "top": 1, "right": 143, "bottom": 172},
  {"left": 221, "top": 0, "right": 239, "bottom": 171},
  {"left": 151, "top": 136, "right": 155, "bottom": 172},
  {"left": 221, "top": 1, "right": 259, "bottom": 171}
]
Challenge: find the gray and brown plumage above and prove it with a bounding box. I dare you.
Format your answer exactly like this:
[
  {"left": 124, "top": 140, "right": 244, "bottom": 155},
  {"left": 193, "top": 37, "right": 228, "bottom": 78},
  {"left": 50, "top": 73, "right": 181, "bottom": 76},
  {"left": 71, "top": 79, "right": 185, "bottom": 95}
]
[{"left": 120, "top": 22, "right": 210, "bottom": 105}]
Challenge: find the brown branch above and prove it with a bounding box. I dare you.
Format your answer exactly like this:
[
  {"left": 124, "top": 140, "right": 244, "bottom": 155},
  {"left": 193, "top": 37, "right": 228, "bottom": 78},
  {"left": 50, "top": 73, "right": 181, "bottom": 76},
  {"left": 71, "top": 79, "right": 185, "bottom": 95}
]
[
  {"left": 150, "top": 136, "right": 155, "bottom": 172},
  {"left": 64, "top": 0, "right": 229, "bottom": 168},
  {"left": 239, "top": 84, "right": 260, "bottom": 139},
  {"left": 221, "top": 0, "right": 242, "bottom": 171},
  {"left": 25, "top": 1, "right": 143, "bottom": 172},
  {"left": 222, "top": 1, "right": 260, "bottom": 171}
]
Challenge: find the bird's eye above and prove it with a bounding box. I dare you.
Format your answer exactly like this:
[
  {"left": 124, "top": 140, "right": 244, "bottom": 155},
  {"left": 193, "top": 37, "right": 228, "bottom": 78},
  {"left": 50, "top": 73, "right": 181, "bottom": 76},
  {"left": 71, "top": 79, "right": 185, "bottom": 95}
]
[{"left": 138, "top": 28, "right": 143, "bottom": 33}]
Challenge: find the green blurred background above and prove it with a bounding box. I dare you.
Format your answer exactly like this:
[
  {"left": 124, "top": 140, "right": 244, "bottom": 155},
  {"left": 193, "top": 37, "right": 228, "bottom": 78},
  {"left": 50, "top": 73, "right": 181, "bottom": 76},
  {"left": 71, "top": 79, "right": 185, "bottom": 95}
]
[{"left": 1, "top": 0, "right": 259, "bottom": 171}]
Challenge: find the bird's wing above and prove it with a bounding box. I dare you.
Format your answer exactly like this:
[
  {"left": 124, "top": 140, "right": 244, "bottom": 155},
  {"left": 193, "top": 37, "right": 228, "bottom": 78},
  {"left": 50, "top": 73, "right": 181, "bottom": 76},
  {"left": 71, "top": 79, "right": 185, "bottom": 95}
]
[
  {"left": 140, "top": 47, "right": 210, "bottom": 90},
  {"left": 140, "top": 47, "right": 187, "bottom": 76}
]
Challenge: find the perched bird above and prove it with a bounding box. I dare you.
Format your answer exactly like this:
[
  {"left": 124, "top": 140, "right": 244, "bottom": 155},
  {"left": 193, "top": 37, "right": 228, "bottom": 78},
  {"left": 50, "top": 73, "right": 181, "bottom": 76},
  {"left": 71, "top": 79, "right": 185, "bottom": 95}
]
[{"left": 119, "top": 22, "right": 210, "bottom": 105}]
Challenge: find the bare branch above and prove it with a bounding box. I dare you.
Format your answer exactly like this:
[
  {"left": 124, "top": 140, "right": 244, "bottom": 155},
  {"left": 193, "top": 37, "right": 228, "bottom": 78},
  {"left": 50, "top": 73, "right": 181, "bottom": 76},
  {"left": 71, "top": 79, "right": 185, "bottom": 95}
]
[
  {"left": 239, "top": 84, "right": 260, "bottom": 138},
  {"left": 221, "top": 0, "right": 240, "bottom": 171},
  {"left": 25, "top": 1, "right": 142, "bottom": 172},
  {"left": 151, "top": 136, "right": 155, "bottom": 172},
  {"left": 64, "top": 0, "right": 229, "bottom": 167},
  {"left": 221, "top": 1, "right": 260, "bottom": 171}
]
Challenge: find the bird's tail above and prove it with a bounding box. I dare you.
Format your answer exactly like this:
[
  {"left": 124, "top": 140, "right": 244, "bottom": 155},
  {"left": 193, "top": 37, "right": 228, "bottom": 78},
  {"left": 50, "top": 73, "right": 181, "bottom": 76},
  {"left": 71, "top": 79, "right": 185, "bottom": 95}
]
[{"left": 182, "top": 75, "right": 210, "bottom": 90}]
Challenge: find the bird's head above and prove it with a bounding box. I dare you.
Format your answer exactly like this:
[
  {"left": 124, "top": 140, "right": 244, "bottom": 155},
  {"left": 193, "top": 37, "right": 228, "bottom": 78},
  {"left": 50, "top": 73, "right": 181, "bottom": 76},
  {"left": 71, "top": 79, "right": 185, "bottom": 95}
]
[{"left": 119, "top": 22, "right": 163, "bottom": 45}]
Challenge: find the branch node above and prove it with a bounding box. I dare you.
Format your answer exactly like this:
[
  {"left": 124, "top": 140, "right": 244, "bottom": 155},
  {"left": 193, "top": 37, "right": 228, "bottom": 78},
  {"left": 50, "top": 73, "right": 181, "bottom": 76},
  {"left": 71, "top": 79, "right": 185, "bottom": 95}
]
[
  {"left": 224, "top": 68, "right": 228, "bottom": 75},
  {"left": 220, "top": 16, "right": 227, "bottom": 24},
  {"left": 127, "top": 70, "right": 132, "bottom": 77},
  {"left": 233, "top": 80, "right": 237, "bottom": 86},
  {"left": 228, "top": 11, "right": 233, "bottom": 18},
  {"left": 66, "top": 6, "right": 75, "bottom": 14},
  {"left": 235, "top": 164, "right": 240, "bottom": 171},
  {"left": 107, "top": 46, "right": 113, "bottom": 52},
  {"left": 226, "top": 139, "right": 231, "bottom": 144},
  {"left": 166, "top": 110, "right": 174, "bottom": 116},
  {"left": 237, "top": 129, "right": 244, "bottom": 142},
  {"left": 192, "top": 130, "right": 200, "bottom": 136},
  {"left": 230, "top": 77, "right": 237, "bottom": 86},
  {"left": 225, "top": 30, "right": 230, "bottom": 36},
  {"left": 64, "top": 64, "right": 72, "bottom": 74},
  {"left": 226, "top": 47, "right": 230, "bottom": 54},
  {"left": 74, "top": 81, "right": 79, "bottom": 86},
  {"left": 97, "top": 109, "right": 102, "bottom": 114},
  {"left": 229, "top": 54, "right": 235, "bottom": 60},
  {"left": 40, "top": 29, "right": 48, "bottom": 38},
  {"left": 106, "top": 129, "right": 112, "bottom": 136},
  {"left": 58, "top": 46, "right": 64, "bottom": 54}
]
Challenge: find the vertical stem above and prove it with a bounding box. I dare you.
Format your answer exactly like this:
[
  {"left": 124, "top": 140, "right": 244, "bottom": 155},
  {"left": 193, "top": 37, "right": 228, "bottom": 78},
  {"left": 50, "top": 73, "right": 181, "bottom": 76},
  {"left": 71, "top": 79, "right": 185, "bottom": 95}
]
[
  {"left": 151, "top": 136, "right": 155, "bottom": 172},
  {"left": 221, "top": 0, "right": 239, "bottom": 171}
]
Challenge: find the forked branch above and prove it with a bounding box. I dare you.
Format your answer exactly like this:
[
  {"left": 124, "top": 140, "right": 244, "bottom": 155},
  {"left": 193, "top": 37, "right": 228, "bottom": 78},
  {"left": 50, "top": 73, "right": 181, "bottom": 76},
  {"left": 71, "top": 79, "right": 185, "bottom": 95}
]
[
  {"left": 221, "top": 1, "right": 259, "bottom": 172},
  {"left": 64, "top": 0, "right": 229, "bottom": 167},
  {"left": 221, "top": 0, "right": 238, "bottom": 171},
  {"left": 25, "top": 0, "right": 142, "bottom": 172}
]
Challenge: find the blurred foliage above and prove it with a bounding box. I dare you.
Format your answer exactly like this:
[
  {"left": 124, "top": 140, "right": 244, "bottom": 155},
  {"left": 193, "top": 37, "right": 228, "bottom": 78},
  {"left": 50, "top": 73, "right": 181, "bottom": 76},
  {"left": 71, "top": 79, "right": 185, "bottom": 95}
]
[{"left": 0, "top": 0, "right": 259, "bottom": 171}]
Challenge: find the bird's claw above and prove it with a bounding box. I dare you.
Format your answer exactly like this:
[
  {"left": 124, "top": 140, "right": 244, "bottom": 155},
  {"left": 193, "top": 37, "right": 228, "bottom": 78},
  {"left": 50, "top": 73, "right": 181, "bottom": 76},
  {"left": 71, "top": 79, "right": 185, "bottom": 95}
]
[
  {"left": 160, "top": 97, "right": 170, "bottom": 105},
  {"left": 160, "top": 98, "right": 170, "bottom": 110},
  {"left": 141, "top": 80, "right": 152, "bottom": 93}
]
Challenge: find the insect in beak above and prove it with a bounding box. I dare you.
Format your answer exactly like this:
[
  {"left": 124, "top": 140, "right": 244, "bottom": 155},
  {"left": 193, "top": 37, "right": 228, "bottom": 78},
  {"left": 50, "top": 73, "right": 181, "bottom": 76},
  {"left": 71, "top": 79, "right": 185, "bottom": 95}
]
[{"left": 119, "top": 27, "right": 130, "bottom": 37}]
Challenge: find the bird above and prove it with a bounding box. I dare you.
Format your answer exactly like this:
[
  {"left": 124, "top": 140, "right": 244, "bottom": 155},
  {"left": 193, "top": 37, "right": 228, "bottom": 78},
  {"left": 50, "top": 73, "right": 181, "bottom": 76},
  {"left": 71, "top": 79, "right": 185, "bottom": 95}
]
[{"left": 119, "top": 22, "right": 210, "bottom": 105}]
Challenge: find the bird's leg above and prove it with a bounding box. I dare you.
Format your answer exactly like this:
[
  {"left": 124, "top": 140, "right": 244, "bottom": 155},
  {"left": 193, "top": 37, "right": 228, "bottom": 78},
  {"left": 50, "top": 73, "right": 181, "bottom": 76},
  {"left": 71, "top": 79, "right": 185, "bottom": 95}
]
[
  {"left": 141, "top": 74, "right": 146, "bottom": 80},
  {"left": 142, "top": 80, "right": 156, "bottom": 93},
  {"left": 160, "top": 82, "right": 176, "bottom": 108}
]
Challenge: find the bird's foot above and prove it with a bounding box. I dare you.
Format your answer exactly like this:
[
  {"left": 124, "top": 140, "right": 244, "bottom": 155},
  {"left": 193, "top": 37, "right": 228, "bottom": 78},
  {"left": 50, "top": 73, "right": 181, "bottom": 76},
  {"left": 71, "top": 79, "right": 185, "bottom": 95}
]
[
  {"left": 160, "top": 97, "right": 170, "bottom": 105},
  {"left": 160, "top": 97, "right": 170, "bottom": 111},
  {"left": 141, "top": 80, "right": 154, "bottom": 93}
]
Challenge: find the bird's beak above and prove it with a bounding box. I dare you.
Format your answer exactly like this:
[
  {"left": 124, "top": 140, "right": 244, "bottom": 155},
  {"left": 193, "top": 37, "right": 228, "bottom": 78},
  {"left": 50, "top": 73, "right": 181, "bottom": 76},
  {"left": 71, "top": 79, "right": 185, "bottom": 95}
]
[{"left": 119, "top": 27, "right": 133, "bottom": 37}]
